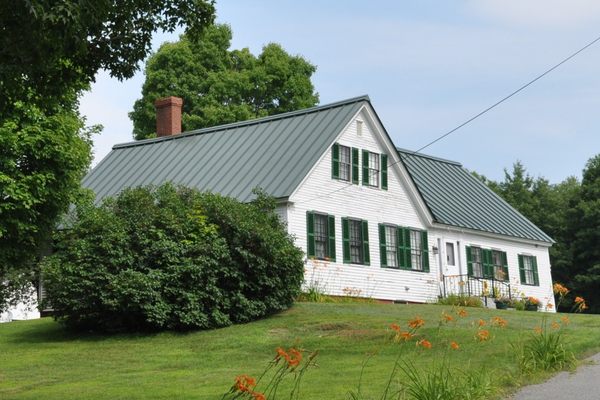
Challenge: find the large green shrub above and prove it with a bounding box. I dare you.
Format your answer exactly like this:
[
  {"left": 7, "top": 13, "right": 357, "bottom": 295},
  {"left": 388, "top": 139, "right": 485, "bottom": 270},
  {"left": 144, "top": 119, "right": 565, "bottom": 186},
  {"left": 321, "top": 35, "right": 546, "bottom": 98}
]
[{"left": 42, "top": 184, "right": 304, "bottom": 332}]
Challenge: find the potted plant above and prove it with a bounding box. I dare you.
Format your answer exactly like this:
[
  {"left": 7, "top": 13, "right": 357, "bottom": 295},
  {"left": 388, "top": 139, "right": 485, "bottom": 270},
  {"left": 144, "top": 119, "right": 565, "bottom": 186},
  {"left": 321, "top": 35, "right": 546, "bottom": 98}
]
[
  {"left": 494, "top": 296, "right": 510, "bottom": 310},
  {"left": 524, "top": 296, "right": 540, "bottom": 311}
]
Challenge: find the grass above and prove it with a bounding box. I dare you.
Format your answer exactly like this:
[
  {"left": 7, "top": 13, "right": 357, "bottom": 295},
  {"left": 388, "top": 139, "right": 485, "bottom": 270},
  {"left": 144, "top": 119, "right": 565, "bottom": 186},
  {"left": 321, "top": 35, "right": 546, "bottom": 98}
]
[{"left": 1, "top": 302, "right": 599, "bottom": 399}]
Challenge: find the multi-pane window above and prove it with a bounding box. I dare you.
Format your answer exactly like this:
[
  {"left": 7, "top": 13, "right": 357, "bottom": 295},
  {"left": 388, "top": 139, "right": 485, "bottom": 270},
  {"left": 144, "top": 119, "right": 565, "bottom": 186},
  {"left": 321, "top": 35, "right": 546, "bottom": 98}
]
[
  {"left": 385, "top": 226, "right": 397, "bottom": 267},
  {"left": 466, "top": 246, "right": 508, "bottom": 280},
  {"left": 332, "top": 143, "right": 358, "bottom": 184},
  {"left": 339, "top": 145, "right": 351, "bottom": 181},
  {"left": 367, "top": 152, "right": 380, "bottom": 187},
  {"left": 520, "top": 255, "right": 539, "bottom": 286},
  {"left": 306, "top": 211, "right": 335, "bottom": 261},
  {"left": 342, "top": 218, "right": 369, "bottom": 265},
  {"left": 314, "top": 214, "right": 328, "bottom": 260},
  {"left": 379, "top": 224, "right": 429, "bottom": 272},
  {"left": 446, "top": 242, "right": 455, "bottom": 266},
  {"left": 492, "top": 250, "right": 507, "bottom": 281},
  {"left": 470, "top": 247, "right": 483, "bottom": 277},
  {"left": 410, "top": 230, "right": 423, "bottom": 271},
  {"left": 349, "top": 219, "right": 363, "bottom": 264}
]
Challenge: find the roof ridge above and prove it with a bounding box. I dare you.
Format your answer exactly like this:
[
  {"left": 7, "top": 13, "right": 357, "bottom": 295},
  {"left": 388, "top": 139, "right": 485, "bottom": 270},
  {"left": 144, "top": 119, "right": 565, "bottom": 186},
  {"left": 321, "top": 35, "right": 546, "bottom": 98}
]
[
  {"left": 396, "top": 147, "right": 462, "bottom": 166},
  {"left": 113, "top": 95, "right": 371, "bottom": 150}
]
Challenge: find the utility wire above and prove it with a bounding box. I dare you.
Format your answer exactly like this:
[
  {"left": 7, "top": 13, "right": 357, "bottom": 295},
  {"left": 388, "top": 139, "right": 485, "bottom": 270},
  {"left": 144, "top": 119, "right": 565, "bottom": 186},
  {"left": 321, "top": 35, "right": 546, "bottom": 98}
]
[{"left": 296, "top": 33, "right": 600, "bottom": 205}]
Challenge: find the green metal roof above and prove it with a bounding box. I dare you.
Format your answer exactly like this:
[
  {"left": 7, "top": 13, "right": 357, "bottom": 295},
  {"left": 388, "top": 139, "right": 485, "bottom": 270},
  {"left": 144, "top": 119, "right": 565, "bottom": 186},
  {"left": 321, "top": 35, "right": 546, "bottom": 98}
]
[
  {"left": 83, "top": 96, "right": 367, "bottom": 203},
  {"left": 398, "top": 148, "right": 554, "bottom": 244}
]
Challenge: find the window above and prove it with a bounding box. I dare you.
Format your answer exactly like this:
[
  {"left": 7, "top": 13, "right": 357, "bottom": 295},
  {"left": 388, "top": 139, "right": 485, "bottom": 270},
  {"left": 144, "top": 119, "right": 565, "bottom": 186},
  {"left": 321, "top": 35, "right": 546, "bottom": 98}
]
[
  {"left": 349, "top": 220, "right": 363, "bottom": 263},
  {"left": 469, "top": 247, "right": 484, "bottom": 278},
  {"left": 446, "top": 242, "right": 455, "bottom": 266},
  {"left": 314, "top": 214, "right": 328, "bottom": 259},
  {"left": 332, "top": 143, "right": 359, "bottom": 184},
  {"left": 491, "top": 250, "right": 508, "bottom": 281},
  {"left": 519, "top": 255, "right": 539, "bottom": 286},
  {"left": 367, "top": 152, "right": 379, "bottom": 186},
  {"left": 339, "top": 145, "right": 351, "bottom": 181},
  {"left": 379, "top": 225, "right": 429, "bottom": 272},
  {"left": 342, "top": 218, "right": 370, "bottom": 265},
  {"left": 466, "top": 246, "right": 508, "bottom": 280},
  {"left": 306, "top": 212, "right": 335, "bottom": 261},
  {"left": 410, "top": 230, "right": 423, "bottom": 271},
  {"left": 362, "top": 150, "right": 388, "bottom": 190},
  {"left": 379, "top": 225, "right": 397, "bottom": 267}
]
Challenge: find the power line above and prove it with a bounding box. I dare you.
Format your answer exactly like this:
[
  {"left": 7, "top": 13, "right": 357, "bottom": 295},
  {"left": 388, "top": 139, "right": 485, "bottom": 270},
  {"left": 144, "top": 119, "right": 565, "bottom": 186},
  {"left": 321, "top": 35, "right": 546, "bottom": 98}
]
[{"left": 296, "top": 33, "right": 600, "bottom": 205}]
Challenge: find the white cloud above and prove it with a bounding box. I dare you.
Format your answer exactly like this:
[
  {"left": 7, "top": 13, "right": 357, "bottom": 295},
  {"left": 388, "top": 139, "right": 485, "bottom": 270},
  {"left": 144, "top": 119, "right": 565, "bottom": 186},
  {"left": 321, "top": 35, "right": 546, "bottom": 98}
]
[{"left": 468, "top": 0, "right": 600, "bottom": 28}]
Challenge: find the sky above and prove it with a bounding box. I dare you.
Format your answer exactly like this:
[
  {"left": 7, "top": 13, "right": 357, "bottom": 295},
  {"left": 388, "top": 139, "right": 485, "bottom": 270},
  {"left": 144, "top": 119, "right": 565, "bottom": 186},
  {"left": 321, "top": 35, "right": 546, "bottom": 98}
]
[{"left": 79, "top": 0, "right": 600, "bottom": 183}]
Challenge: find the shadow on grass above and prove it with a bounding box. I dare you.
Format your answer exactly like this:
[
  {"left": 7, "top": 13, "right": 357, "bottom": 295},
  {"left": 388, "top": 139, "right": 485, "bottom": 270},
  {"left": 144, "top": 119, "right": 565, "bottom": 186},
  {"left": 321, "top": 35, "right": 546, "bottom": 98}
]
[{"left": 3, "top": 318, "right": 164, "bottom": 344}]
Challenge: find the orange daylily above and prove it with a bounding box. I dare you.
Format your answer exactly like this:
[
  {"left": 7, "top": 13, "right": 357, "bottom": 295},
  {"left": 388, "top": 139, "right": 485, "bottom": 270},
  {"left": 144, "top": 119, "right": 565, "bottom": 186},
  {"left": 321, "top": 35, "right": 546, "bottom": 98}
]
[
  {"left": 390, "top": 323, "right": 401, "bottom": 332},
  {"left": 442, "top": 312, "right": 454, "bottom": 323},
  {"left": 408, "top": 316, "right": 425, "bottom": 329},
  {"left": 416, "top": 339, "right": 432, "bottom": 349},
  {"left": 476, "top": 329, "right": 490, "bottom": 341},
  {"left": 397, "top": 331, "right": 415, "bottom": 342},
  {"left": 534, "top": 326, "right": 543, "bottom": 334},
  {"left": 560, "top": 316, "right": 570, "bottom": 325},
  {"left": 553, "top": 282, "right": 569, "bottom": 296},
  {"left": 551, "top": 321, "right": 561, "bottom": 330},
  {"left": 478, "top": 319, "right": 486, "bottom": 327},
  {"left": 457, "top": 308, "right": 468, "bottom": 318},
  {"left": 491, "top": 316, "right": 507, "bottom": 328},
  {"left": 234, "top": 374, "right": 257, "bottom": 393},
  {"left": 450, "top": 341, "right": 460, "bottom": 350}
]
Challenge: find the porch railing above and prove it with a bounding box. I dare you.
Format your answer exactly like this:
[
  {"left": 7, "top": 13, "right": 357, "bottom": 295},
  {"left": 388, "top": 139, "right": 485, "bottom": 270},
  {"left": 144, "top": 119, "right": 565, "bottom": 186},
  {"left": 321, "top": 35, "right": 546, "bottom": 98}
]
[{"left": 442, "top": 274, "right": 511, "bottom": 304}]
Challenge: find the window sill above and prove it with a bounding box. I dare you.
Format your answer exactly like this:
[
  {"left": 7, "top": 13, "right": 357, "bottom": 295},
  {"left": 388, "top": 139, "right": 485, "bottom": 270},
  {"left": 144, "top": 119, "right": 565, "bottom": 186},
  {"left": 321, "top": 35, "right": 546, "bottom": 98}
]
[{"left": 381, "top": 266, "right": 429, "bottom": 273}]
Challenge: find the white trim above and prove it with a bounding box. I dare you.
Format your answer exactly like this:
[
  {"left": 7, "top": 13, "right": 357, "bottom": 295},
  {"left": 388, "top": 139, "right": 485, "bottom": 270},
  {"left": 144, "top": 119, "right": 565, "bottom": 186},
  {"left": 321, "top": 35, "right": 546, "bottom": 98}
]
[{"left": 432, "top": 222, "right": 553, "bottom": 248}]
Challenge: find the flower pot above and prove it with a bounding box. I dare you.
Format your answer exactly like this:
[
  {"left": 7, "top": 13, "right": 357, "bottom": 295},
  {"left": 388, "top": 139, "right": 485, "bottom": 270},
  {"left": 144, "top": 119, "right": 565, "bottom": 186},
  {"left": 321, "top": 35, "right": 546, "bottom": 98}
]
[
  {"left": 495, "top": 302, "right": 509, "bottom": 310},
  {"left": 525, "top": 304, "right": 538, "bottom": 311}
]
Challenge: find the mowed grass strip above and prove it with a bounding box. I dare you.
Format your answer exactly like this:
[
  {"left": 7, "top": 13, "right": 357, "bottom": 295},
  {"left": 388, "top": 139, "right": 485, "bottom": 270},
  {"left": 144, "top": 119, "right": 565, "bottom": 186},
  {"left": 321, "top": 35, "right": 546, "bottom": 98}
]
[{"left": 1, "top": 302, "right": 600, "bottom": 399}]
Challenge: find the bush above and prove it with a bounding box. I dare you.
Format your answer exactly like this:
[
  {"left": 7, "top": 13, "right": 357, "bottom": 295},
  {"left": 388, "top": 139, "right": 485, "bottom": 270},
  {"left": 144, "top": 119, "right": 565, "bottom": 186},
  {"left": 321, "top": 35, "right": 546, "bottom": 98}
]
[
  {"left": 436, "top": 294, "right": 483, "bottom": 308},
  {"left": 42, "top": 184, "right": 304, "bottom": 332}
]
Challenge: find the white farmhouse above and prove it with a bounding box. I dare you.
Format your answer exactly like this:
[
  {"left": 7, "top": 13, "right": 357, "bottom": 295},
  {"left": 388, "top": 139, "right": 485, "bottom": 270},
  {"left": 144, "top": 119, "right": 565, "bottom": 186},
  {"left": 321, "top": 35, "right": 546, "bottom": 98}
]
[{"left": 4, "top": 95, "right": 554, "bottom": 321}]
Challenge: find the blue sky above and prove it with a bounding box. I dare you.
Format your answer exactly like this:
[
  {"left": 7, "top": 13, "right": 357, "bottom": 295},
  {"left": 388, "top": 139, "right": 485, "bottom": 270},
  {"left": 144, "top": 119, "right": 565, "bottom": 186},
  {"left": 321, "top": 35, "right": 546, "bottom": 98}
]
[{"left": 80, "top": 1, "right": 600, "bottom": 183}]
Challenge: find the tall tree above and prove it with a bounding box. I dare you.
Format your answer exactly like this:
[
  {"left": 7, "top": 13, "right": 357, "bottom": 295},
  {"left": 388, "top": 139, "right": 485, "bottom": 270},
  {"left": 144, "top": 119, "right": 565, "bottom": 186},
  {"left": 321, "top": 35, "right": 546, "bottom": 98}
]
[
  {"left": 567, "top": 154, "right": 600, "bottom": 313},
  {"left": 0, "top": 1, "right": 215, "bottom": 312},
  {"left": 0, "top": 1, "right": 215, "bottom": 116},
  {"left": 130, "top": 24, "right": 319, "bottom": 140}
]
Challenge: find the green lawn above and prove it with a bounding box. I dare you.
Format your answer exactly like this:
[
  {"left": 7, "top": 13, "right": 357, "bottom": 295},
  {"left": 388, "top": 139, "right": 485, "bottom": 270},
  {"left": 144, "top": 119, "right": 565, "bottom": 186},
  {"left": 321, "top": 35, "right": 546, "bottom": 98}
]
[{"left": 1, "top": 302, "right": 599, "bottom": 399}]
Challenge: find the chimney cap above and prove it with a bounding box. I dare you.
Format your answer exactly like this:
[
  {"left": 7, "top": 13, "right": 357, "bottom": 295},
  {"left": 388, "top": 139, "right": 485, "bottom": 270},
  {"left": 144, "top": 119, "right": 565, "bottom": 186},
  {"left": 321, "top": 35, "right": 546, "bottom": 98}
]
[{"left": 154, "top": 96, "right": 183, "bottom": 108}]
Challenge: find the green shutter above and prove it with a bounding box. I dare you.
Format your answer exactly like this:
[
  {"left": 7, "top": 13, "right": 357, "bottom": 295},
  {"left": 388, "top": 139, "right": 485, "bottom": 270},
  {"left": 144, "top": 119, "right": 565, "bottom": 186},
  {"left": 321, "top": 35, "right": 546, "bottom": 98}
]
[
  {"left": 379, "top": 224, "right": 387, "bottom": 267},
  {"left": 482, "top": 249, "right": 493, "bottom": 279},
  {"left": 332, "top": 143, "right": 340, "bottom": 179},
  {"left": 306, "top": 212, "right": 315, "bottom": 258},
  {"left": 342, "top": 218, "right": 350, "bottom": 263},
  {"left": 362, "top": 220, "right": 370, "bottom": 265},
  {"left": 398, "top": 227, "right": 411, "bottom": 269},
  {"left": 327, "top": 215, "right": 336, "bottom": 262},
  {"left": 532, "top": 256, "right": 539, "bottom": 286},
  {"left": 381, "top": 153, "right": 388, "bottom": 190},
  {"left": 518, "top": 254, "right": 525, "bottom": 284},
  {"left": 421, "top": 230, "right": 429, "bottom": 272},
  {"left": 362, "top": 150, "right": 369, "bottom": 185},
  {"left": 466, "top": 246, "right": 473, "bottom": 276},
  {"left": 501, "top": 251, "right": 509, "bottom": 281},
  {"left": 352, "top": 148, "right": 359, "bottom": 185}
]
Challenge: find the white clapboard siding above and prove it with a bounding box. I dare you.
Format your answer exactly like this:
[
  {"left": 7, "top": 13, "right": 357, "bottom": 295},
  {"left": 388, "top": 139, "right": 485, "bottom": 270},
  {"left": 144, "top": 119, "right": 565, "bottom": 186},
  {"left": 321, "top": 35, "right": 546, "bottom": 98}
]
[
  {"left": 286, "top": 107, "right": 440, "bottom": 303},
  {"left": 432, "top": 228, "right": 555, "bottom": 310}
]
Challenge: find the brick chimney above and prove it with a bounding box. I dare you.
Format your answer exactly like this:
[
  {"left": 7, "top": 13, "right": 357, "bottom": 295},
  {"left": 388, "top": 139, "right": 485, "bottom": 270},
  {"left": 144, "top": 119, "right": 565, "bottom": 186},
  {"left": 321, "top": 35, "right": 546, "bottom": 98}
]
[{"left": 155, "top": 96, "right": 183, "bottom": 137}]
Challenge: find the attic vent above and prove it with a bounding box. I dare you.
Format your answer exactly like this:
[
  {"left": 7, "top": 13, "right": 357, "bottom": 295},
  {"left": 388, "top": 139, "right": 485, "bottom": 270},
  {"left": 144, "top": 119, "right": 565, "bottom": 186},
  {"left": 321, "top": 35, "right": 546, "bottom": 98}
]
[{"left": 356, "top": 120, "right": 363, "bottom": 136}]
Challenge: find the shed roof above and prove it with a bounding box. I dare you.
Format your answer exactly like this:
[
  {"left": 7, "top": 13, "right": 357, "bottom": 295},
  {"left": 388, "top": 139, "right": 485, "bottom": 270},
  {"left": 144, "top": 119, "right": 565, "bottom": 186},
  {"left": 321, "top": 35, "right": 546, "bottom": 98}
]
[
  {"left": 83, "top": 96, "right": 367, "bottom": 202},
  {"left": 398, "top": 148, "right": 553, "bottom": 243}
]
